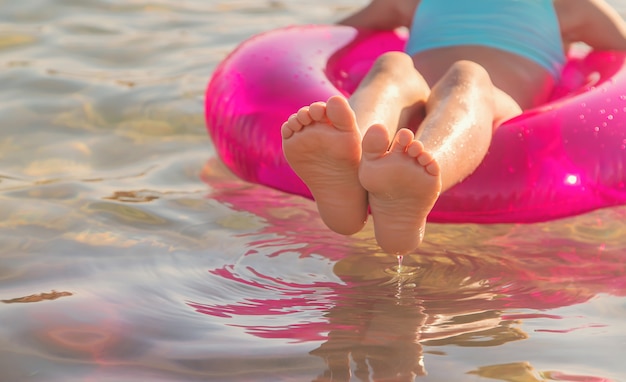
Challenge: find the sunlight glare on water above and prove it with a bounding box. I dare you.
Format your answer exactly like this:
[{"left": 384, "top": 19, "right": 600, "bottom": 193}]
[{"left": 0, "top": 1, "right": 626, "bottom": 381}]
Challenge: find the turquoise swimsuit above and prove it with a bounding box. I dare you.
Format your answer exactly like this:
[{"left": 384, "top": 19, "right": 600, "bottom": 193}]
[{"left": 405, "top": 0, "right": 565, "bottom": 78}]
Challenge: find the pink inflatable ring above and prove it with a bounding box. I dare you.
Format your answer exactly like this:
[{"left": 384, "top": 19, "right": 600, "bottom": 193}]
[{"left": 205, "top": 25, "right": 626, "bottom": 223}]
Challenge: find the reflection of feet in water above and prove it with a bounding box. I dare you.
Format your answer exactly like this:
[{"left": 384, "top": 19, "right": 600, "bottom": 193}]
[
  {"left": 311, "top": 253, "right": 533, "bottom": 381},
  {"left": 310, "top": 300, "right": 529, "bottom": 382},
  {"left": 311, "top": 298, "right": 428, "bottom": 382}
]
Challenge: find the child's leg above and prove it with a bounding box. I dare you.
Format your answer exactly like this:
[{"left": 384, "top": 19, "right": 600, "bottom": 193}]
[
  {"left": 349, "top": 51, "right": 430, "bottom": 137},
  {"left": 418, "top": 60, "right": 520, "bottom": 190},
  {"left": 360, "top": 60, "right": 520, "bottom": 255}
]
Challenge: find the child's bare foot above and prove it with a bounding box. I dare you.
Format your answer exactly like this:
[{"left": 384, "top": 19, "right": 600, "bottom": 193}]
[
  {"left": 281, "top": 95, "right": 368, "bottom": 235},
  {"left": 359, "top": 125, "right": 442, "bottom": 255}
]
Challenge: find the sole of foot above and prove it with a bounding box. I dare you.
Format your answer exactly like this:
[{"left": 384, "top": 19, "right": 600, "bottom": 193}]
[
  {"left": 359, "top": 125, "right": 442, "bottom": 255},
  {"left": 281, "top": 95, "right": 369, "bottom": 235}
]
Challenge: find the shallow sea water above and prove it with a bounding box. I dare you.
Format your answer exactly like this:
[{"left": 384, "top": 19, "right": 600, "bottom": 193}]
[{"left": 1, "top": 0, "right": 626, "bottom": 381}]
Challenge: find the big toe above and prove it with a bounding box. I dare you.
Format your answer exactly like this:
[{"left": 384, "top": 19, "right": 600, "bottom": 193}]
[
  {"left": 325, "top": 96, "right": 357, "bottom": 131},
  {"left": 362, "top": 124, "right": 391, "bottom": 160}
]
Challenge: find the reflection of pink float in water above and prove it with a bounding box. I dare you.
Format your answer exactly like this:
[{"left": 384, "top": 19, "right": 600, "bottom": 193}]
[
  {"left": 205, "top": 25, "right": 626, "bottom": 223},
  {"left": 190, "top": 244, "right": 626, "bottom": 344},
  {"left": 196, "top": 165, "right": 626, "bottom": 345}
]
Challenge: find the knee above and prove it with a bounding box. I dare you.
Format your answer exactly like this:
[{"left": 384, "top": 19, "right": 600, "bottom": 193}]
[
  {"left": 443, "top": 60, "right": 493, "bottom": 87},
  {"left": 370, "top": 51, "right": 416, "bottom": 74}
]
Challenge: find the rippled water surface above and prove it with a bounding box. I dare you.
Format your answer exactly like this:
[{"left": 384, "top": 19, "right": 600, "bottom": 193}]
[{"left": 1, "top": 1, "right": 626, "bottom": 381}]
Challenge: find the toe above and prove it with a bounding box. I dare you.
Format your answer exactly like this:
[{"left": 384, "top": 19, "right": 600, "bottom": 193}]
[
  {"left": 281, "top": 122, "right": 294, "bottom": 139},
  {"left": 295, "top": 107, "right": 313, "bottom": 125},
  {"left": 285, "top": 114, "right": 304, "bottom": 132},
  {"left": 308, "top": 102, "right": 327, "bottom": 121},
  {"left": 425, "top": 160, "right": 441, "bottom": 176},
  {"left": 416, "top": 150, "right": 440, "bottom": 176},
  {"left": 362, "top": 124, "right": 390, "bottom": 159},
  {"left": 390, "top": 128, "right": 414, "bottom": 152},
  {"left": 416, "top": 151, "right": 434, "bottom": 167},
  {"left": 325, "top": 96, "right": 357, "bottom": 131},
  {"left": 406, "top": 140, "right": 424, "bottom": 158}
]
